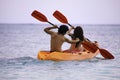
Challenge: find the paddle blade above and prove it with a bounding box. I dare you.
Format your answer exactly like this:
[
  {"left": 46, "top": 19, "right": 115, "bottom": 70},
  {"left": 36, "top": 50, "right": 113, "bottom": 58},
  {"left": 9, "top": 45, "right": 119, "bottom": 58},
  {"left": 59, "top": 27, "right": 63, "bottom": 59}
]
[
  {"left": 99, "top": 49, "right": 114, "bottom": 59},
  {"left": 31, "top": 10, "right": 48, "bottom": 22},
  {"left": 82, "top": 41, "right": 98, "bottom": 53},
  {"left": 53, "top": 10, "right": 68, "bottom": 23}
]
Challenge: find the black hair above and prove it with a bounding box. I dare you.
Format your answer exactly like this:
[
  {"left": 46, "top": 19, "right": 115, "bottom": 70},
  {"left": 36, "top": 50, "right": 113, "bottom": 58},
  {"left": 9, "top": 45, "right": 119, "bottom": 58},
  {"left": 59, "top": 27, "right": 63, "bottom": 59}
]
[
  {"left": 72, "top": 26, "right": 84, "bottom": 48},
  {"left": 58, "top": 25, "right": 69, "bottom": 35}
]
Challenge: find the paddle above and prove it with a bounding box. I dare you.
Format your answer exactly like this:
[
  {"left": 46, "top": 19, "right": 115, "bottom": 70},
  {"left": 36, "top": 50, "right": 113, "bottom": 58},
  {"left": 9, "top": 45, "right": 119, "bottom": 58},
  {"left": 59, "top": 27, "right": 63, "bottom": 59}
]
[
  {"left": 82, "top": 41, "right": 98, "bottom": 53},
  {"left": 31, "top": 10, "right": 54, "bottom": 26},
  {"left": 53, "top": 10, "right": 114, "bottom": 59},
  {"left": 53, "top": 10, "right": 73, "bottom": 28},
  {"left": 83, "top": 41, "right": 114, "bottom": 59}
]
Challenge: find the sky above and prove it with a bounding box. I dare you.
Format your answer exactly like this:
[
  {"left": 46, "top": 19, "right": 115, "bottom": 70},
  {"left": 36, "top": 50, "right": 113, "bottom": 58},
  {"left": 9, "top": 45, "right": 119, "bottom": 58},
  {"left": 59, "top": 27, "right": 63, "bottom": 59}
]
[{"left": 0, "top": 0, "right": 120, "bottom": 24}]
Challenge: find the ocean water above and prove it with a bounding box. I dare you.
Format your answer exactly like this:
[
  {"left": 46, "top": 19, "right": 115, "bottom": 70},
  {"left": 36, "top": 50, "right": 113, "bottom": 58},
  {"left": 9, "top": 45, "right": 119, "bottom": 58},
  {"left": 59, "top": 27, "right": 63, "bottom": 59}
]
[{"left": 0, "top": 24, "right": 120, "bottom": 80}]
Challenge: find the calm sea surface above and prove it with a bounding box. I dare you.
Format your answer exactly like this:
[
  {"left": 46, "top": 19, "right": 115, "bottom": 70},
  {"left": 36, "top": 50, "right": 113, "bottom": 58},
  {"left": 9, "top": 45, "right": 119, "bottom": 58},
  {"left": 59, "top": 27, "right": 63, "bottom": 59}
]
[{"left": 0, "top": 24, "right": 120, "bottom": 80}]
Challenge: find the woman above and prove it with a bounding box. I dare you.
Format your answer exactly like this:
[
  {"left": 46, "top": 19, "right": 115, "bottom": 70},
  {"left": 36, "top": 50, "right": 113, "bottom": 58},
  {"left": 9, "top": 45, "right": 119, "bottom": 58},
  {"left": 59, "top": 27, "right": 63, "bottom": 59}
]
[
  {"left": 64, "top": 26, "right": 88, "bottom": 53},
  {"left": 64, "top": 26, "right": 99, "bottom": 53}
]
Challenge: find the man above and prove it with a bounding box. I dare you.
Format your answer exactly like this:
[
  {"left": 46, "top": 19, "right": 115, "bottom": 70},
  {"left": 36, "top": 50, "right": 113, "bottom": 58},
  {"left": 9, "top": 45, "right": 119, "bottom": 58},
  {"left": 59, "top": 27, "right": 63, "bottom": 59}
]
[{"left": 44, "top": 25, "right": 79, "bottom": 52}]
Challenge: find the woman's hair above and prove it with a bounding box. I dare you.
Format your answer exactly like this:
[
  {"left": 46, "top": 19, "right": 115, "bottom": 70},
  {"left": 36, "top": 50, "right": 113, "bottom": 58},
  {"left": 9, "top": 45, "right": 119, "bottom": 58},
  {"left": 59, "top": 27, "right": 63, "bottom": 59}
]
[
  {"left": 58, "top": 25, "right": 69, "bottom": 35},
  {"left": 73, "top": 26, "right": 84, "bottom": 48}
]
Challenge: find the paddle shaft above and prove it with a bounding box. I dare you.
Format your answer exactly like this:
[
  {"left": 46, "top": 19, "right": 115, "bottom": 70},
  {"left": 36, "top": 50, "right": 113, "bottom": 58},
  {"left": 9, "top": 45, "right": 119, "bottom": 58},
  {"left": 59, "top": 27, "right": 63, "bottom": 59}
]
[
  {"left": 68, "top": 23, "right": 73, "bottom": 27},
  {"left": 47, "top": 21, "right": 54, "bottom": 26}
]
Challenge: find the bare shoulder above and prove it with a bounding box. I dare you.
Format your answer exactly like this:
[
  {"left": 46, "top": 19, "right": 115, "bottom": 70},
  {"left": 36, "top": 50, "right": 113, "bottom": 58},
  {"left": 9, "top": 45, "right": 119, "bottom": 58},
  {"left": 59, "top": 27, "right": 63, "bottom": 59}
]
[{"left": 44, "top": 29, "right": 55, "bottom": 34}]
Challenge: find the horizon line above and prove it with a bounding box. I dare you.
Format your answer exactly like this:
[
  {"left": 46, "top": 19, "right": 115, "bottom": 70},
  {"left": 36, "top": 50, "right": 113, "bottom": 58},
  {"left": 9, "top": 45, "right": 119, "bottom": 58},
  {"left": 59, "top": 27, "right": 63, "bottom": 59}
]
[{"left": 0, "top": 23, "right": 120, "bottom": 26}]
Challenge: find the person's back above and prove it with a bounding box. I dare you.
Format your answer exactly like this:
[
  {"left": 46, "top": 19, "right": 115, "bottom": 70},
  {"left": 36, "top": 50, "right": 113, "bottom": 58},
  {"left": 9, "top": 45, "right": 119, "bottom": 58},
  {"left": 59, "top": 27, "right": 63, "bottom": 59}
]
[
  {"left": 50, "top": 32, "right": 66, "bottom": 52},
  {"left": 44, "top": 25, "right": 79, "bottom": 52}
]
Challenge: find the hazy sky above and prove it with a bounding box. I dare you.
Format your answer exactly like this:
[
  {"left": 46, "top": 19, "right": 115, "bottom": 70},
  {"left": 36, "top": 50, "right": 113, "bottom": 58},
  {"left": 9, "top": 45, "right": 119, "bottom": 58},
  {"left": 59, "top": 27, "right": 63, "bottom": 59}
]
[{"left": 0, "top": 0, "right": 120, "bottom": 24}]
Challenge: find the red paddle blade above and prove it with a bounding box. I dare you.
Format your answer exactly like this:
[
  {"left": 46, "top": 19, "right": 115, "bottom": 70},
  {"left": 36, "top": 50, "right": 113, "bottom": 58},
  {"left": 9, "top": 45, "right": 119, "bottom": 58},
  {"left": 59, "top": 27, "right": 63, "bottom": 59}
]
[
  {"left": 53, "top": 10, "right": 68, "bottom": 23},
  {"left": 31, "top": 10, "right": 48, "bottom": 22},
  {"left": 99, "top": 49, "right": 114, "bottom": 59},
  {"left": 82, "top": 41, "right": 98, "bottom": 53}
]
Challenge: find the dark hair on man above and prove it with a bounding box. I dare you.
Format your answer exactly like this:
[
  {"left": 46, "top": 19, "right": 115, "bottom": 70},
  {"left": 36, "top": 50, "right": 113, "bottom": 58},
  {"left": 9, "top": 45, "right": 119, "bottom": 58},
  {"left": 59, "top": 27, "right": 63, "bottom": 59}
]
[{"left": 58, "top": 25, "right": 69, "bottom": 35}]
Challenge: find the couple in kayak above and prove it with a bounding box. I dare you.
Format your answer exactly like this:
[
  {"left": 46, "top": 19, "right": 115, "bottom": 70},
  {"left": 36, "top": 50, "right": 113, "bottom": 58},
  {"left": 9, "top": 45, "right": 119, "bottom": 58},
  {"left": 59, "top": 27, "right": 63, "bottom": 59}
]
[{"left": 44, "top": 25, "right": 89, "bottom": 53}]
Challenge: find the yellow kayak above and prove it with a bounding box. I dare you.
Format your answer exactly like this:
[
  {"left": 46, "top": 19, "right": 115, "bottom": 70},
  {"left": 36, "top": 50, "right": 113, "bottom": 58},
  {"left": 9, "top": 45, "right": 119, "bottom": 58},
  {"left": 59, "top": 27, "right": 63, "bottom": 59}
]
[{"left": 37, "top": 49, "right": 99, "bottom": 61}]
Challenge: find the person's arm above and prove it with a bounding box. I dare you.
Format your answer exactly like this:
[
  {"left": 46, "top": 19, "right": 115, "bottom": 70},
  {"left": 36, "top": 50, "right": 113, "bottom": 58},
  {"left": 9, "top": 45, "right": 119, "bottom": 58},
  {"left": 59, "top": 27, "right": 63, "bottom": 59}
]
[
  {"left": 66, "top": 26, "right": 74, "bottom": 36},
  {"left": 44, "top": 25, "right": 58, "bottom": 34},
  {"left": 65, "top": 37, "right": 80, "bottom": 44}
]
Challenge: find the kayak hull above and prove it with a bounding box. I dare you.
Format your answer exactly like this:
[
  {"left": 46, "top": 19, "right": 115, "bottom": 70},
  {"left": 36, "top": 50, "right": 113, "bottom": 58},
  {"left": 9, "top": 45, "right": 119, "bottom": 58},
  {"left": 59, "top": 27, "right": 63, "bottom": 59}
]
[{"left": 37, "top": 49, "right": 99, "bottom": 61}]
